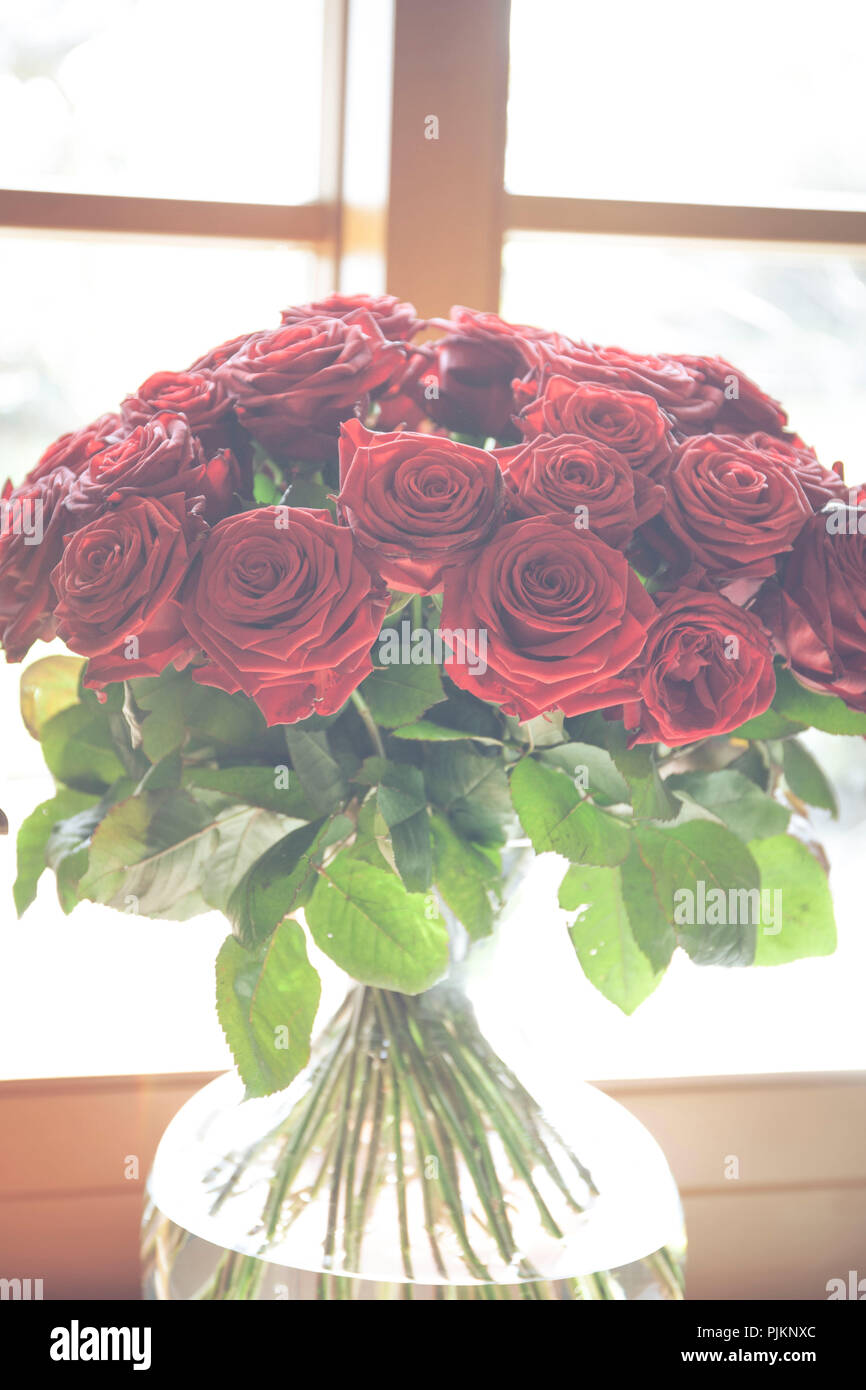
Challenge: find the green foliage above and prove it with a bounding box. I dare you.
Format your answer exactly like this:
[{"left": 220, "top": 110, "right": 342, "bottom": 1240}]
[{"left": 358, "top": 662, "right": 445, "bottom": 728}]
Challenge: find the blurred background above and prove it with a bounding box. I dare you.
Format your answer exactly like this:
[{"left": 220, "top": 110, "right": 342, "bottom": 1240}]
[{"left": 1, "top": 0, "right": 864, "bottom": 1299}]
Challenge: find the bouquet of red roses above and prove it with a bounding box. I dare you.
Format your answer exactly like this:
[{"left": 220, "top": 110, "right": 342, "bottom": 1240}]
[{"left": 2, "top": 292, "right": 862, "bottom": 1095}]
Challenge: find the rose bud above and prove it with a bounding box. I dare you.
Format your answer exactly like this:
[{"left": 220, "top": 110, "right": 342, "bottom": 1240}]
[
  {"left": 621, "top": 588, "right": 776, "bottom": 746},
  {"left": 214, "top": 314, "right": 406, "bottom": 462},
  {"left": 180, "top": 506, "right": 389, "bottom": 726},
  {"left": 517, "top": 377, "right": 677, "bottom": 477},
  {"left": 336, "top": 418, "right": 505, "bottom": 593},
  {"left": 756, "top": 506, "right": 866, "bottom": 712},
  {"left": 51, "top": 493, "right": 205, "bottom": 687},
  {"left": 440, "top": 512, "right": 655, "bottom": 720},
  {"left": 497, "top": 432, "right": 664, "bottom": 547},
  {"left": 0, "top": 467, "right": 76, "bottom": 661},
  {"left": 661, "top": 434, "right": 812, "bottom": 580}
]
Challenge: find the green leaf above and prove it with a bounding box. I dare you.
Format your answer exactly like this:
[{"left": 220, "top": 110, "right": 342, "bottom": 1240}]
[
  {"left": 431, "top": 812, "right": 499, "bottom": 940},
  {"left": 772, "top": 666, "right": 866, "bottom": 735},
  {"left": 130, "top": 668, "right": 268, "bottom": 762},
  {"left": 19, "top": 655, "right": 85, "bottom": 738},
  {"left": 306, "top": 856, "right": 449, "bottom": 993},
  {"left": 603, "top": 726, "right": 679, "bottom": 821},
  {"left": 375, "top": 762, "right": 432, "bottom": 893},
  {"left": 539, "top": 742, "right": 630, "bottom": 806},
  {"left": 283, "top": 726, "right": 348, "bottom": 817},
  {"left": 633, "top": 821, "right": 761, "bottom": 967},
  {"left": 216, "top": 920, "right": 321, "bottom": 1098},
  {"left": 45, "top": 801, "right": 108, "bottom": 914},
  {"left": 782, "top": 740, "right": 839, "bottom": 816},
  {"left": 181, "top": 765, "right": 314, "bottom": 819},
  {"left": 751, "top": 835, "right": 836, "bottom": 965},
  {"left": 359, "top": 662, "right": 445, "bottom": 728},
  {"left": 385, "top": 590, "right": 414, "bottom": 617},
  {"left": 665, "top": 769, "right": 791, "bottom": 840},
  {"left": 729, "top": 708, "right": 805, "bottom": 739},
  {"left": 425, "top": 745, "right": 513, "bottom": 846},
  {"left": 40, "top": 705, "right": 127, "bottom": 793},
  {"left": 559, "top": 863, "right": 660, "bottom": 1013},
  {"left": 252, "top": 471, "right": 283, "bottom": 505},
  {"left": 509, "top": 757, "right": 630, "bottom": 865},
  {"left": 78, "top": 789, "right": 282, "bottom": 920},
  {"left": 226, "top": 819, "right": 329, "bottom": 947},
  {"left": 618, "top": 841, "right": 677, "bottom": 972},
  {"left": 13, "top": 788, "right": 98, "bottom": 915}
]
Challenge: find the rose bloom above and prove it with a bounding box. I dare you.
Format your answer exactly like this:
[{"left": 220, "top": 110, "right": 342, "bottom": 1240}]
[
  {"left": 424, "top": 306, "right": 561, "bottom": 439},
  {"left": 0, "top": 467, "right": 76, "bottom": 660},
  {"left": 620, "top": 588, "right": 776, "bottom": 745},
  {"left": 440, "top": 512, "right": 655, "bottom": 720},
  {"left": 523, "top": 340, "right": 719, "bottom": 434},
  {"left": 281, "top": 292, "right": 422, "bottom": 342},
  {"left": 215, "top": 314, "right": 405, "bottom": 461},
  {"left": 180, "top": 506, "right": 389, "bottom": 725},
  {"left": 744, "top": 432, "right": 848, "bottom": 511},
  {"left": 120, "top": 368, "right": 246, "bottom": 463},
  {"left": 64, "top": 411, "right": 240, "bottom": 526},
  {"left": 189, "top": 332, "right": 256, "bottom": 373},
  {"left": 517, "top": 376, "right": 676, "bottom": 477},
  {"left": 757, "top": 507, "right": 866, "bottom": 711},
  {"left": 24, "top": 414, "right": 122, "bottom": 486},
  {"left": 497, "top": 432, "right": 665, "bottom": 548},
  {"left": 51, "top": 492, "right": 204, "bottom": 687},
  {"left": 336, "top": 419, "right": 505, "bottom": 593},
  {"left": 661, "top": 434, "right": 812, "bottom": 579},
  {"left": 671, "top": 354, "right": 787, "bottom": 435}
]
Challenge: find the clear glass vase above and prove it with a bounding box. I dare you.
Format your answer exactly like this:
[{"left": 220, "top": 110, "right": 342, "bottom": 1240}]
[{"left": 142, "top": 962, "right": 686, "bottom": 1300}]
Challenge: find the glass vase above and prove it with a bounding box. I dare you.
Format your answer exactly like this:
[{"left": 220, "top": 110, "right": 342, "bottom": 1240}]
[{"left": 141, "top": 963, "right": 686, "bottom": 1300}]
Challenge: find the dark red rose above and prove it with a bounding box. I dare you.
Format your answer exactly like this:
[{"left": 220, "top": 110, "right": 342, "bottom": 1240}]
[
  {"left": 440, "top": 512, "right": 655, "bottom": 720},
  {"left": 745, "top": 432, "right": 848, "bottom": 511},
  {"left": 215, "top": 314, "right": 405, "bottom": 462},
  {"left": 620, "top": 588, "right": 776, "bottom": 745},
  {"left": 336, "top": 419, "right": 504, "bottom": 593},
  {"left": 517, "top": 376, "right": 676, "bottom": 477},
  {"left": 0, "top": 467, "right": 76, "bottom": 660},
  {"left": 424, "top": 306, "right": 560, "bottom": 438},
  {"left": 661, "top": 434, "right": 812, "bottom": 580},
  {"left": 120, "top": 369, "right": 246, "bottom": 461},
  {"left": 522, "top": 340, "right": 719, "bottom": 434},
  {"left": 25, "top": 413, "right": 122, "bottom": 485},
  {"left": 375, "top": 346, "right": 436, "bottom": 431},
  {"left": 281, "top": 292, "right": 422, "bottom": 342},
  {"left": 180, "top": 506, "right": 389, "bottom": 725},
  {"left": 756, "top": 506, "right": 866, "bottom": 711},
  {"left": 188, "top": 332, "right": 256, "bottom": 373},
  {"left": 51, "top": 492, "right": 203, "bottom": 687},
  {"left": 672, "top": 355, "right": 787, "bottom": 435},
  {"left": 64, "top": 412, "right": 238, "bottom": 527},
  {"left": 497, "top": 433, "right": 664, "bottom": 548}
]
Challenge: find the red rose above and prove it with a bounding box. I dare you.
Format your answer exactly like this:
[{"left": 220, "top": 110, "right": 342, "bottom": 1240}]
[
  {"left": 375, "top": 346, "right": 436, "bottom": 431},
  {"left": 215, "top": 314, "right": 405, "bottom": 461},
  {"left": 0, "top": 467, "right": 76, "bottom": 660},
  {"left": 51, "top": 493, "right": 203, "bottom": 687},
  {"left": 336, "top": 419, "right": 504, "bottom": 593},
  {"left": 745, "top": 432, "right": 848, "bottom": 512},
  {"left": 523, "top": 340, "right": 719, "bottom": 434},
  {"left": 620, "top": 588, "right": 775, "bottom": 745},
  {"left": 440, "top": 512, "right": 655, "bottom": 720},
  {"left": 672, "top": 355, "right": 787, "bottom": 435},
  {"left": 497, "top": 433, "right": 664, "bottom": 548},
  {"left": 424, "top": 306, "right": 558, "bottom": 438},
  {"left": 661, "top": 434, "right": 811, "bottom": 580},
  {"left": 180, "top": 506, "right": 389, "bottom": 726},
  {"left": 64, "top": 412, "right": 239, "bottom": 527},
  {"left": 189, "top": 332, "right": 256, "bottom": 373},
  {"left": 120, "top": 369, "right": 247, "bottom": 462},
  {"left": 517, "top": 377, "right": 676, "bottom": 477},
  {"left": 281, "top": 292, "right": 422, "bottom": 342},
  {"left": 25, "top": 413, "right": 122, "bottom": 485},
  {"left": 756, "top": 507, "right": 866, "bottom": 711}
]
